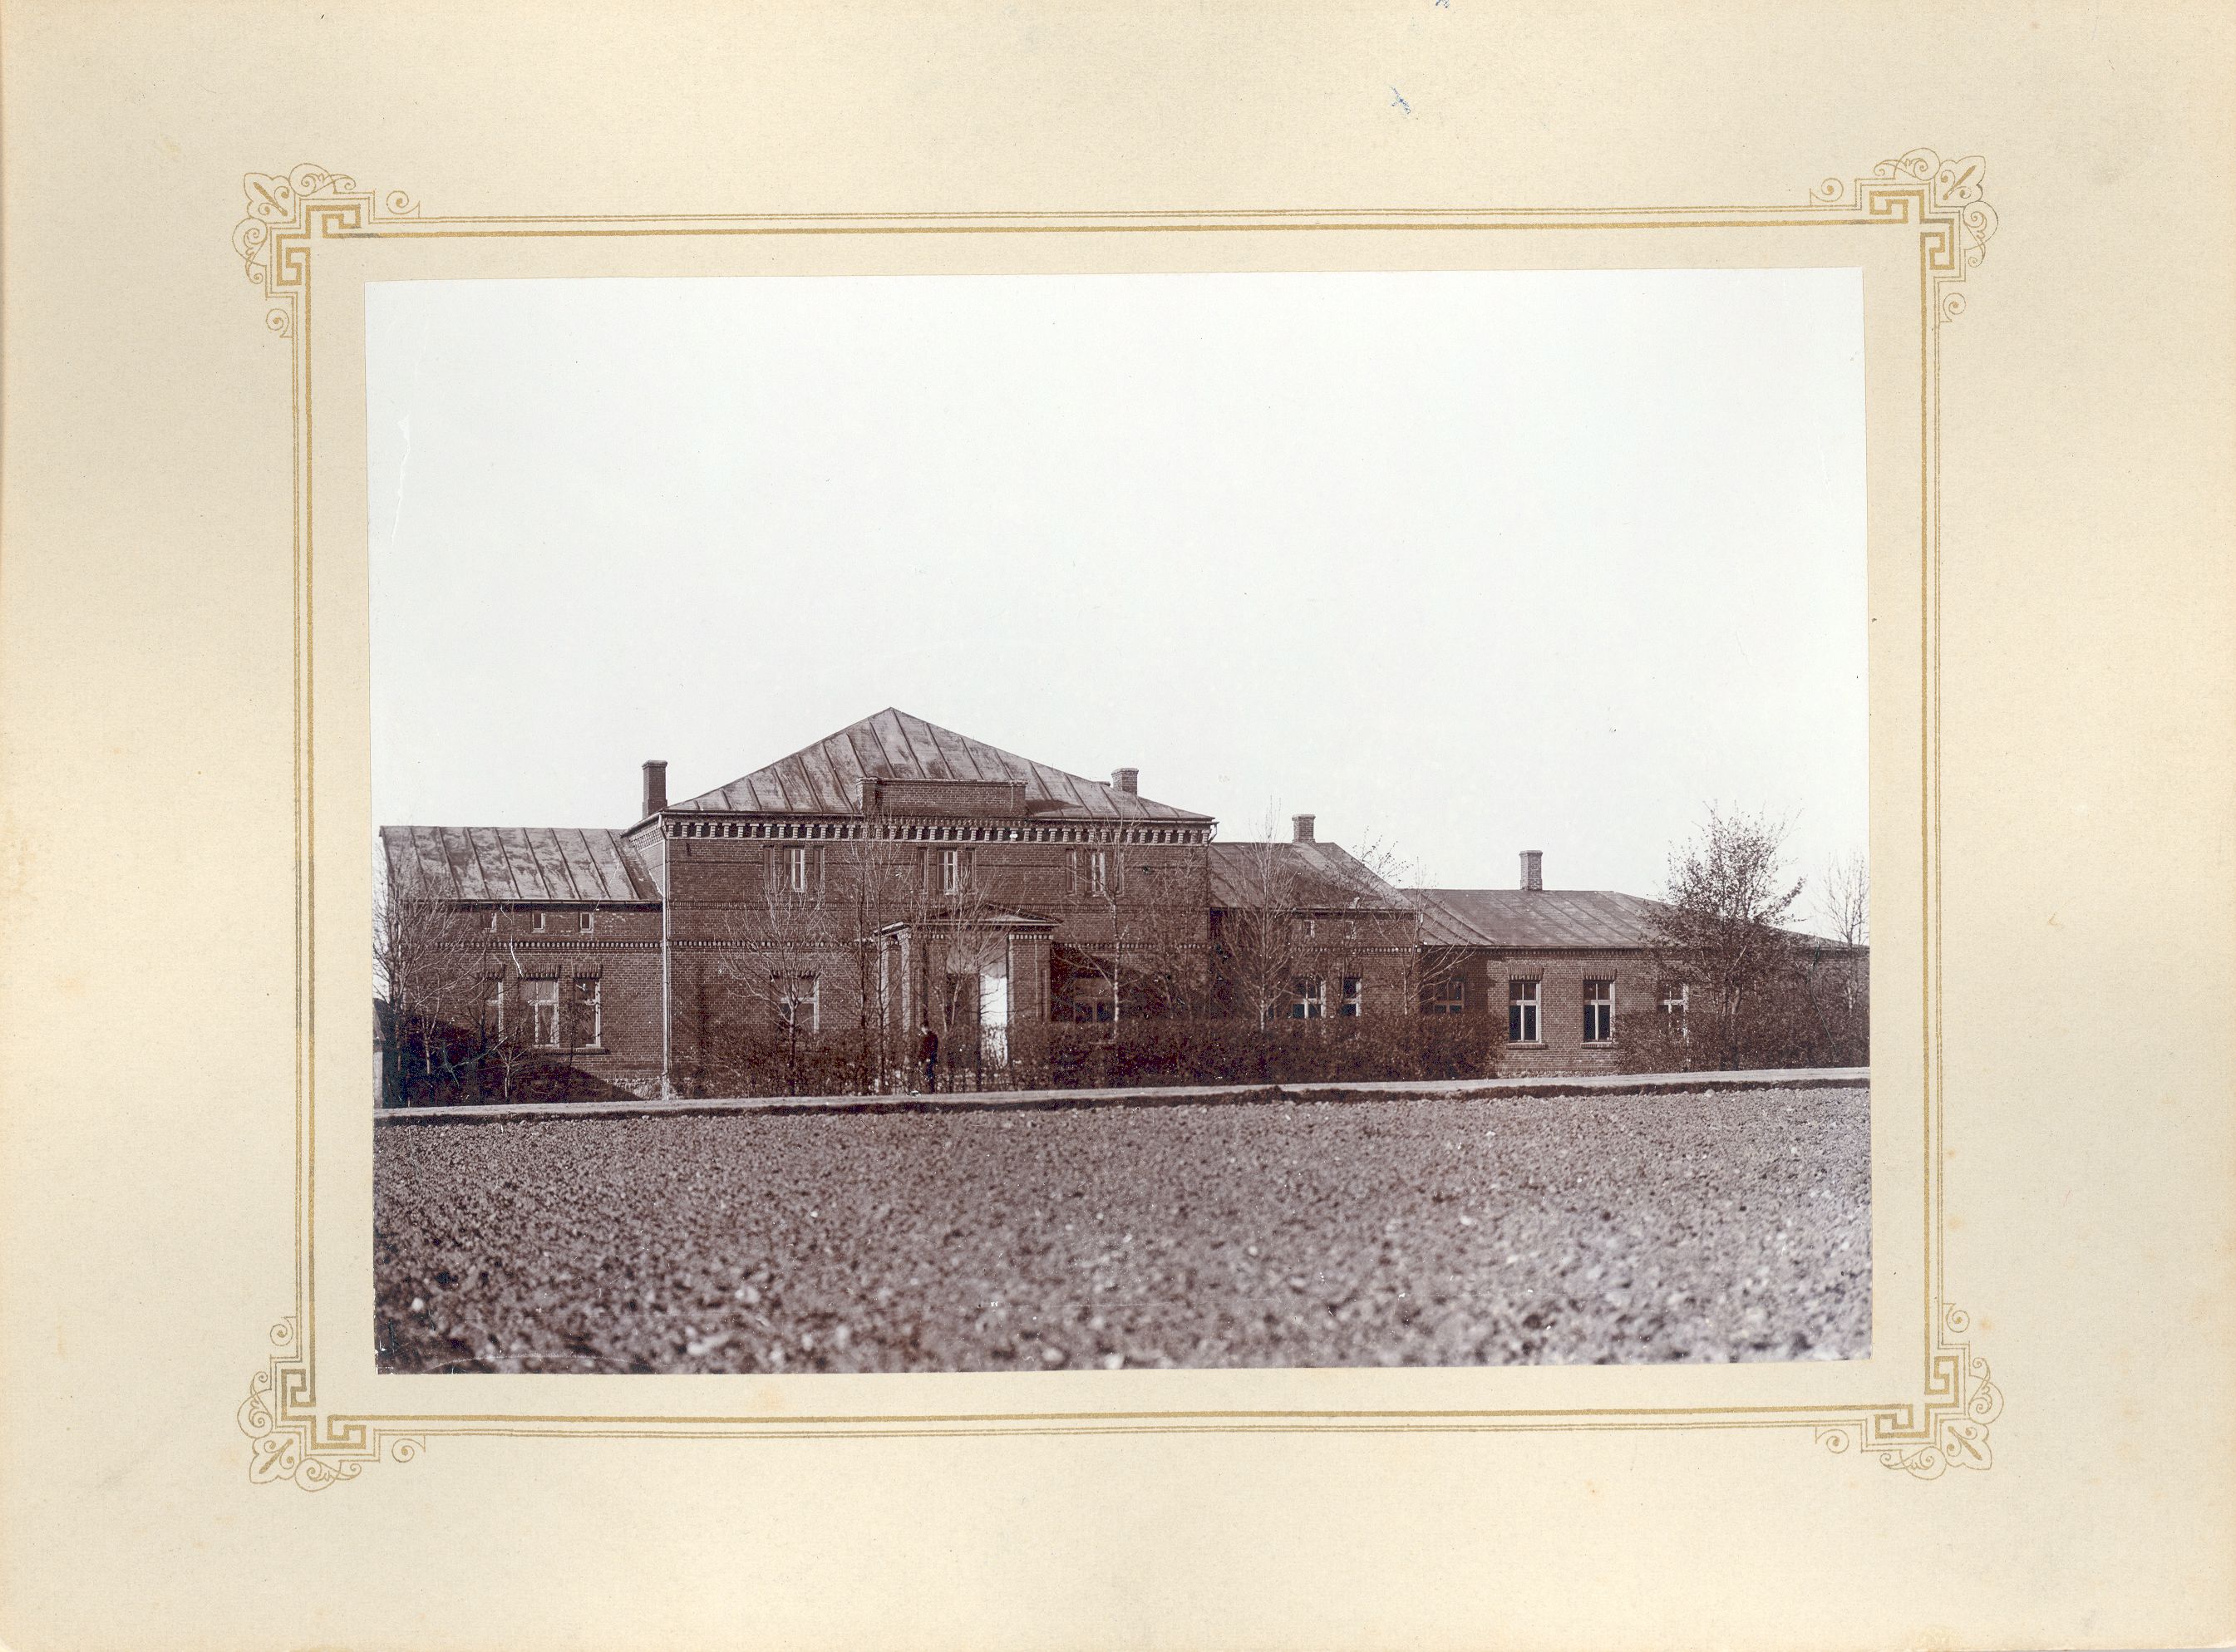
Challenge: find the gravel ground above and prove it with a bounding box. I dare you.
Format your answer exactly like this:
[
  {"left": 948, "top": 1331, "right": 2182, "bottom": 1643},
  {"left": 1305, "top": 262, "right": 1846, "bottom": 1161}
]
[{"left": 374, "top": 1084, "right": 1869, "bottom": 1374}]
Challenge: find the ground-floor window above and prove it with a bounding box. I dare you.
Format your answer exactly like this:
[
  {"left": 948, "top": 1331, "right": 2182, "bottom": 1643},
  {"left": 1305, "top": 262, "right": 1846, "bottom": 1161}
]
[
  {"left": 525, "top": 980, "right": 561, "bottom": 1047},
  {"left": 1426, "top": 978, "right": 1466, "bottom": 1015},
  {"left": 1339, "top": 976, "right": 1362, "bottom": 1016},
  {"left": 1583, "top": 977, "right": 1613, "bottom": 1044},
  {"left": 1291, "top": 977, "right": 1326, "bottom": 1020},
  {"left": 1508, "top": 978, "right": 1541, "bottom": 1043},
  {"left": 571, "top": 977, "right": 602, "bottom": 1046},
  {"left": 1660, "top": 982, "right": 1688, "bottom": 1037},
  {"left": 776, "top": 974, "right": 818, "bottom": 1035}
]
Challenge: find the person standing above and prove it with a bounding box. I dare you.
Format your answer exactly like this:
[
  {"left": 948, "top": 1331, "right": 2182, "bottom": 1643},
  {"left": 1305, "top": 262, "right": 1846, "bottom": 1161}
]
[{"left": 917, "top": 1021, "right": 939, "bottom": 1094}]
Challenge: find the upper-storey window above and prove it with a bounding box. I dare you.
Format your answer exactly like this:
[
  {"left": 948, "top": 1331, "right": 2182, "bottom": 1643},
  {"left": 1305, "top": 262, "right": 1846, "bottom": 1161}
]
[
  {"left": 788, "top": 845, "right": 810, "bottom": 894},
  {"left": 1086, "top": 849, "right": 1107, "bottom": 897},
  {"left": 938, "top": 847, "right": 963, "bottom": 896}
]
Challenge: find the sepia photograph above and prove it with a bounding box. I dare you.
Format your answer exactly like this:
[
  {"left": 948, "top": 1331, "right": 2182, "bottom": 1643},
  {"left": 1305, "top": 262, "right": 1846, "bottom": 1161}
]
[{"left": 368, "top": 268, "right": 1872, "bottom": 1376}]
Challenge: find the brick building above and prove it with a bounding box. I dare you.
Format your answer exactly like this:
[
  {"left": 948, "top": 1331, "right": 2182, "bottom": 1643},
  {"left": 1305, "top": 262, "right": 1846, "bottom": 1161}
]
[
  {"left": 377, "top": 708, "right": 1859, "bottom": 1101},
  {"left": 1411, "top": 856, "right": 1680, "bottom": 1078}
]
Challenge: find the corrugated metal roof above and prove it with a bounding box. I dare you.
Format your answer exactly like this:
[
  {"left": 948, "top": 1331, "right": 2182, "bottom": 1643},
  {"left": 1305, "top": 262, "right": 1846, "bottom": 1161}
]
[
  {"left": 1209, "top": 841, "right": 1411, "bottom": 912},
  {"left": 1407, "top": 887, "right": 1667, "bottom": 949},
  {"left": 672, "top": 707, "right": 1213, "bottom": 822},
  {"left": 380, "top": 826, "right": 660, "bottom": 904}
]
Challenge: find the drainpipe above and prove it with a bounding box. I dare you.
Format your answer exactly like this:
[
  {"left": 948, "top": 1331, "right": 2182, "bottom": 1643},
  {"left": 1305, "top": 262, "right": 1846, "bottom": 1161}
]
[{"left": 659, "top": 821, "right": 674, "bottom": 1099}]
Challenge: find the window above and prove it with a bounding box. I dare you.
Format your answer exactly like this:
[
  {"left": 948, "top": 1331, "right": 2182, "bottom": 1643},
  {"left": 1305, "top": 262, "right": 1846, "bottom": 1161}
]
[
  {"left": 1291, "top": 977, "right": 1326, "bottom": 1020},
  {"left": 579, "top": 910, "right": 596, "bottom": 935},
  {"left": 532, "top": 910, "right": 547, "bottom": 933},
  {"left": 571, "top": 977, "right": 602, "bottom": 1045},
  {"left": 788, "top": 845, "right": 810, "bottom": 893},
  {"left": 1339, "top": 975, "right": 1363, "bottom": 1016},
  {"left": 1661, "top": 983, "right": 1689, "bottom": 1039},
  {"left": 484, "top": 980, "right": 505, "bottom": 1036},
  {"left": 1427, "top": 979, "right": 1467, "bottom": 1015},
  {"left": 938, "top": 847, "right": 963, "bottom": 896},
  {"left": 1086, "top": 849, "right": 1107, "bottom": 897},
  {"left": 776, "top": 975, "right": 819, "bottom": 1035},
  {"left": 1508, "top": 978, "right": 1541, "bottom": 1043},
  {"left": 525, "top": 980, "right": 560, "bottom": 1048},
  {"left": 1583, "top": 977, "right": 1613, "bottom": 1044},
  {"left": 488, "top": 910, "right": 499, "bottom": 934}
]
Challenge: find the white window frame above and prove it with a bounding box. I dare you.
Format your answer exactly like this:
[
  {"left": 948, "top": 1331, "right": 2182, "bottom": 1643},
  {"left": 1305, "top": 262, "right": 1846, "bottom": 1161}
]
[
  {"left": 1583, "top": 977, "right": 1614, "bottom": 1044},
  {"left": 1291, "top": 977, "right": 1326, "bottom": 1020},
  {"left": 777, "top": 974, "right": 820, "bottom": 1035},
  {"left": 1661, "top": 982, "right": 1689, "bottom": 1039},
  {"left": 580, "top": 910, "right": 596, "bottom": 935},
  {"left": 1508, "top": 978, "right": 1541, "bottom": 1044},
  {"left": 938, "top": 847, "right": 963, "bottom": 896},
  {"left": 788, "top": 845, "right": 810, "bottom": 894},
  {"left": 533, "top": 909, "right": 547, "bottom": 933},
  {"left": 1086, "top": 848, "right": 1107, "bottom": 897},
  {"left": 1340, "top": 975, "right": 1363, "bottom": 1017},
  {"left": 572, "top": 976, "right": 603, "bottom": 1045},
  {"left": 1428, "top": 978, "right": 1467, "bottom": 1015},
  {"left": 484, "top": 980, "right": 505, "bottom": 1036},
  {"left": 525, "top": 979, "right": 561, "bottom": 1048}
]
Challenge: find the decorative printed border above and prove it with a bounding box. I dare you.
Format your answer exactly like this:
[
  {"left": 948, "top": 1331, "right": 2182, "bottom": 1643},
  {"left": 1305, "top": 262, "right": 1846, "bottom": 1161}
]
[{"left": 235, "top": 152, "right": 1999, "bottom": 1485}]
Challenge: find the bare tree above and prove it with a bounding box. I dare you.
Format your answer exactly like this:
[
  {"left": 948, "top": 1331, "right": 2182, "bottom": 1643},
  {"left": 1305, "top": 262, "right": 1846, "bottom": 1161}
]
[
  {"left": 1212, "top": 828, "right": 1308, "bottom": 1029},
  {"left": 699, "top": 864, "right": 851, "bottom": 1096},
  {"left": 1818, "top": 848, "right": 1869, "bottom": 946},
  {"left": 373, "top": 854, "right": 504, "bottom": 1106},
  {"left": 1647, "top": 805, "right": 1806, "bottom": 1068}
]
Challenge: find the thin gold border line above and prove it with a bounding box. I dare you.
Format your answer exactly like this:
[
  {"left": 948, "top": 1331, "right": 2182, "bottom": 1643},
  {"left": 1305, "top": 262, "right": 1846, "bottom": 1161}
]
[
  {"left": 281, "top": 200, "right": 1963, "bottom": 1452},
  {"left": 334, "top": 1400, "right": 1913, "bottom": 1427},
  {"left": 1919, "top": 235, "right": 1935, "bottom": 1373},
  {"left": 331, "top": 216, "right": 1894, "bottom": 243}
]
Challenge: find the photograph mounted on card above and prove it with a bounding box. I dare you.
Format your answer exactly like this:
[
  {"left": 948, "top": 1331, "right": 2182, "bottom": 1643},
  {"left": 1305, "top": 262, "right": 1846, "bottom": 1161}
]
[{"left": 236, "top": 153, "right": 1998, "bottom": 1482}]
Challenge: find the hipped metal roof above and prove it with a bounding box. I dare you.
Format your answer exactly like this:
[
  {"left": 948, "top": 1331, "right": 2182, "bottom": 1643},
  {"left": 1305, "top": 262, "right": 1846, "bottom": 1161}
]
[
  {"left": 1407, "top": 887, "right": 1667, "bottom": 949},
  {"left": 381, "top": 825, "right": 661, "bottom": 905},
  {"left": 1208, "top": 841, "right": 1412, "bottom": 912},
  {"left": 671, "top": 707, "right": 1213, "bottom": 823}
]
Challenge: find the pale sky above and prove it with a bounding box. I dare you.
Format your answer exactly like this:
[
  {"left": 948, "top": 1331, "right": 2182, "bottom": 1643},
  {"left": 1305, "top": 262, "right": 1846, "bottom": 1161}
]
[{"left": 367, "top": 268, "right": 1867, "bottom": 901}]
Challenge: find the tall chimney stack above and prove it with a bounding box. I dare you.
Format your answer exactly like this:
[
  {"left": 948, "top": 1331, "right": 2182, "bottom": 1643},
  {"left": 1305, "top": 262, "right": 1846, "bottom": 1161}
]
[
  {"left": 1293, "top": 814, "right": 1317, "bottom": 843},
  {"left": 1112, "top": 767, "right": 1139, "bottom": 795},
  {"left": 1520, "top": 849, "right": 1543, "bottom": 891},
  {"left": 642, "top": 759, "right": 668, "bottom": 818}
]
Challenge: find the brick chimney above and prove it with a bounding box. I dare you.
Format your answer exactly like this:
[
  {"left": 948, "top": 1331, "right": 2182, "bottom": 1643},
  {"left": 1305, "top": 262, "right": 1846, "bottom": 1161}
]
[
  {"left": 1293, "top": 814, "right": 1316, "bottom": 843},
  {"left": 1112, "top": 767, "right": 1139, "bottom": 795},
  {"left": 1520, "top": 849, "right": 1543, "bottom": 891},
  {"left": 642, "top": 759, "right": 668, "bottom": 818}
]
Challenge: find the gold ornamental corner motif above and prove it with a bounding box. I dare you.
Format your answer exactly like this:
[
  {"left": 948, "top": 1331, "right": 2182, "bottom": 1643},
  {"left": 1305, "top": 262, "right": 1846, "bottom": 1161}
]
[
  {"left": 231, "top": 164, "right": 420, "bottom": 338},
  {"left": 239, "top": 1319, "right": 422, "bottom": 1489},
  {"left": 237, "top": 152, "right": 1999, "bottom": 1486},
  {"left": 1815, "top": 1305, "right": 2004, "bottom": 1478},
  {"left": 1812, "top": 148, "right": 1998, "bottom": 321}
]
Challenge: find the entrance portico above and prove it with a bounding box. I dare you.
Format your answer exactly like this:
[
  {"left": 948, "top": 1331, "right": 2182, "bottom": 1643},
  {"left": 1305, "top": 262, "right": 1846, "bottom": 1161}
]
[{"left": 875, "top": 909, "right": 1055, "bottom": 1076}]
